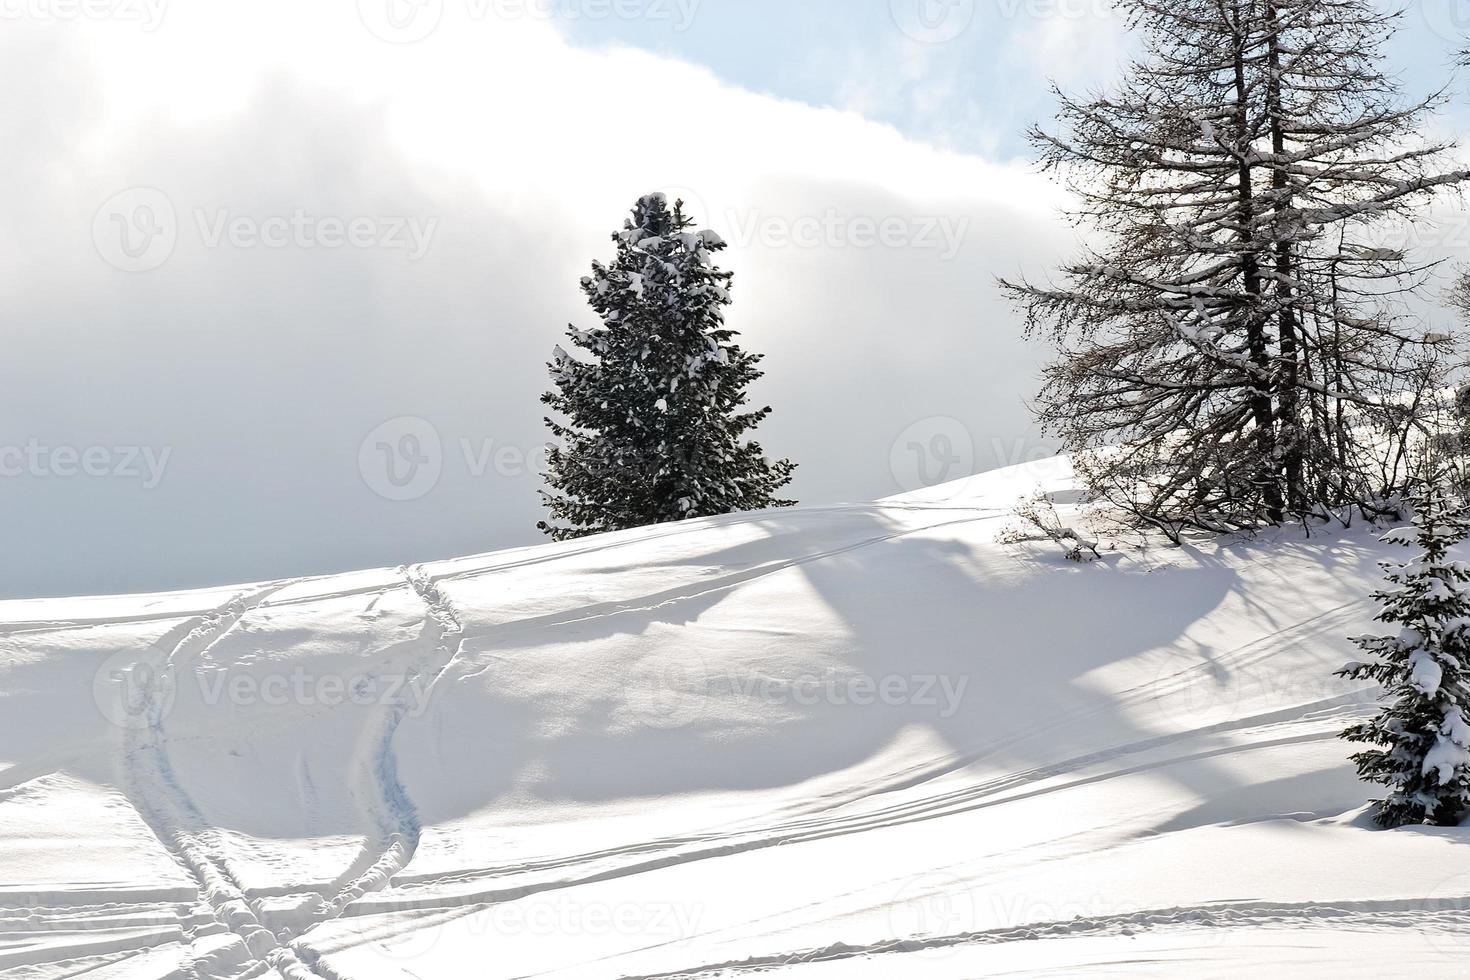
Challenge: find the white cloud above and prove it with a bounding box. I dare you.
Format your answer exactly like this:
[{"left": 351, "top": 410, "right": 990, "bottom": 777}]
[
  {"left": 1005, "top": 1, "right": 1127, "bottom": 87},
  {"left": 0, "top": 1, "right": 1075, "bottom": 597}
]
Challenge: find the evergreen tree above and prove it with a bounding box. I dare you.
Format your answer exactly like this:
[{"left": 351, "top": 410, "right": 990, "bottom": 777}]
[
  {"left": 1001, "top": 0, "right": 1467, "bottom": 537},
  {"left": 538, "top": 193, "right": 795, "bottom": 540},
  {"left": 1339, "top": 480, "right": 1470, "bottom": 827}
]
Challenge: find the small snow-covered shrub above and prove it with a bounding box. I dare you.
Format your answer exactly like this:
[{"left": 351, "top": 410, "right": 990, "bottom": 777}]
[{"left": 998, "top": 489, "right": 1102, "bottom": 563}]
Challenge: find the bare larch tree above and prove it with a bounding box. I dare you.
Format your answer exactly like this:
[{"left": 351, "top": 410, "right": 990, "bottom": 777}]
[{"left": 1002, "top": 0, "right": 1467, "bottom": 538}]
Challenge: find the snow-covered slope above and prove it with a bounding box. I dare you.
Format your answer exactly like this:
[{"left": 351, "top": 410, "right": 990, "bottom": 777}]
[{"left": 4, "top": 460, "right": 1469, "bottom": 978}]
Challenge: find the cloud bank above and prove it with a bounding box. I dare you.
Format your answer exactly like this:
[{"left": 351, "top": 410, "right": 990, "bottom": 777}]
[{"left": 0, "top": 0, "right": 1078, "bottom": 597}]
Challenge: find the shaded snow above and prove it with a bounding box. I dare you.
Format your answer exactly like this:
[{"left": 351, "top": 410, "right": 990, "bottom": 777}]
[{"left": 3, "top": 459, "right": 1469, "bottom": 977}]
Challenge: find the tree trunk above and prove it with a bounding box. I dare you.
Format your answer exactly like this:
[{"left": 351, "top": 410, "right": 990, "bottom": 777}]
[
  {"left": 1266, "top": 0, "right": 1304, "bottom": 517},
  {"left": 1233, "top": 1, "right": 1285, "bottom": 523}
]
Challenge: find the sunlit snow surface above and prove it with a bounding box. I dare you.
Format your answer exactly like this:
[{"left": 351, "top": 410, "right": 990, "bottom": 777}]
[{"left": 4, "top": 459, "right": 1469, "bottom": 978}]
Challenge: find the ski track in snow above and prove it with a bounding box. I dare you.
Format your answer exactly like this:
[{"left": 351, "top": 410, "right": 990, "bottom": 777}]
[
  {"left": 8, "top": 495, "right": 1457, "bottom": 978},
  {"left": 456, "top": 514, "right": 1000, "bottom": 684},
  {"left": 334, "top": 694, "right": 1362, "bottom": 932},
  {"left": 9, "top": 508, "right": 1013, "bottom": 977},
  {"left": 97, "top": 565, "right": 474, "bottom": 979},
  {"left": 306, "top": 565, "right": 466, "bottom": 926},
  {"left": 611, "top": 898, "right": 1470, "bottom": 979},
  {"left": 119, "top": 580, "right": 332, "bottom": 980},
  {"left": 334, "top": 596, "right": 1377, "bottom": 919}
]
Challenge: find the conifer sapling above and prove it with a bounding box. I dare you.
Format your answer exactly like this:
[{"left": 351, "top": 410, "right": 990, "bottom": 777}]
[
  {"left": 1339, "top": 481, "right": 1470, "bottom": 827},
  {"left": 539, "top": 193, "right": 795, "bottom": 540}
]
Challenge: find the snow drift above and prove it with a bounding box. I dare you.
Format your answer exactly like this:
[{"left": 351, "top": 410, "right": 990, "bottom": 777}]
[{"left": 4, "top": 459, "right": 1470, "bottom": 978}]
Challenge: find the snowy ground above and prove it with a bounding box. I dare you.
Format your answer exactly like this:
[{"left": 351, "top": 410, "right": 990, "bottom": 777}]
[{"left": 4, "top": 459, "right": 1469, "bottom": 978}]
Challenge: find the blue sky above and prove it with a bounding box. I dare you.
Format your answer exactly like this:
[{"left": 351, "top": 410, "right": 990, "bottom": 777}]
[{"left": 558, "top": 0, "right": 1470, "bottom": 159}]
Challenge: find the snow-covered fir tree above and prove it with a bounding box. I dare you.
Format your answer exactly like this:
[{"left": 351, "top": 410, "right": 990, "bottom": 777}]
[
  {"left": 1001, "top": 0, "right": 1468, "bottom": 537},
  {"left": 538, "top": 193, "right": 795, "bottom": 540},
  {"left": 1339, "top": 480, "right": 1470, "bottom": 827}
]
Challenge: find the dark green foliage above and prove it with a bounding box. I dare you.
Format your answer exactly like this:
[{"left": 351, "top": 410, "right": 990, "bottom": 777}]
[
  {"left": 1339, "top": 482, "right": 1470, "bottom": 827},
  {"left": 539, "top": 194, "right": 795, "bottom": 540}
]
